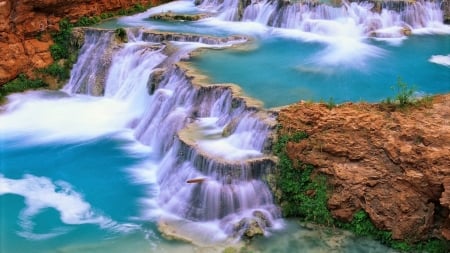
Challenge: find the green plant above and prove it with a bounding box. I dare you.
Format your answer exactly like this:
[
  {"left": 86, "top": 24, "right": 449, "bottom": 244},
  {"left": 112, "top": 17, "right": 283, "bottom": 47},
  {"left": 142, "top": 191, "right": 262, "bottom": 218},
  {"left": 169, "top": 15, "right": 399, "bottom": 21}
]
[
  {"left": 415, "top": 239, "right": 450, "bottom": 253},
  {"left": 133, "top": 3, "right": 146, "bottom": 12},
  {"left": 0, "top": 74, "right": 47, "bottom": 100},
  {"left": 49, "top": 43, "right": 68, "bottom": 60},
  {"left": 41, "top": 63, "right": 70, "bottom": 81},
  {"left": 326, "top": 97, "right": 336, "bottom": 109},
  {"left": 50, "top": 19, "right": 73, "bottom": 60},
  {"left": 394, "top": 77, "right": 415, "bottom": 107},
  {"left": 115, "top": 27, "right": 128, "bottom": 42},
  {"left": 273, "top": 131, "right": 333, "bottom": 224},
  {"left": 118, "top": 8, "right": 129, "bottom": 15},
  {"left": 381, "top": 78, "right": 435, "bottom": 111}
]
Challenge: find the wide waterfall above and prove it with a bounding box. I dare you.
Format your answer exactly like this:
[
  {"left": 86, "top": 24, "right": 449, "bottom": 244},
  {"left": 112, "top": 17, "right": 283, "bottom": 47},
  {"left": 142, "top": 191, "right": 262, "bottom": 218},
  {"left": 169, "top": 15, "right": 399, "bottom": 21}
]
[
  {"left": 1, "top": 0, "right": 448, "bottom": 252},
  {"left": 197, "top": 0, "right": 449, "bottom": 37},
  {"left": 63, "top": 28, "right": 280, "bottom": 244}
]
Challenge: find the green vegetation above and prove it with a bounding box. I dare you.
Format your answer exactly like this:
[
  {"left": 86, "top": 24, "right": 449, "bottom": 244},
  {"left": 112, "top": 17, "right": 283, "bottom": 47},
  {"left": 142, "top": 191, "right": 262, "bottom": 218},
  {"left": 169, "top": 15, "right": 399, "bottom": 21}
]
[
  {"left": 326, "top": 97, "right": 336, "bottom": 109},
  {"left": 115, "top": 28, "right": 128, "bottom": 42},
  {"left": 318, "top": 97, "right": 337, "bottom": 110},
  {"left": 273, "top": 127, "right": 449, "bottom": 252},
  {"left": 0, "top": 74, "right": 47, "bottom": 101},
  {"left": 41, "top": 18, "right": 78, "bottom": 84},
  {"left": 381, "top": 78, "right": 434, "bottom": 109},
  {"left": 41, "top": 3, "right": 154, "bottom": 81},
  {"left": 74, "top": 3, "right": 151, "bottom": 26},
  {"left": 273, "top": 131, "right": 333, "bottom": 224},
  {"left": 394, "top": 77, "right": 415, "bottom": 107},
  {"left": 50, "top": 18, "right": 73, "bottom": 61},
  {"left": 40, "top": 62, "right": 71, "bottom": 81},
  {"left": 1, "top": 3, "right": 154, "bottom": 98}
]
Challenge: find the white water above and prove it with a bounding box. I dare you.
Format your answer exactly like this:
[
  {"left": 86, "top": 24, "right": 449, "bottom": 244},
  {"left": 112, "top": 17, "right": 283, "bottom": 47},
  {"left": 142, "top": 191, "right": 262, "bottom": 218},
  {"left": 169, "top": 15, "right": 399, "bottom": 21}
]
[
  {"left": 0, "top": 174, "right": 138, "bottom": 240},
  {"left": 429, "top": 54, "right": 450, "bottom": 67},
  {"left": 0, "top": 92, "right": 133, "bottom": 144},
  {"left": 16, "top": 28, "right": 277, "bottom": 244},
  {"left": 2, "top": 0, "right": 449, "bottom": 250},
  {"left": 115, "top": 0, "right": 449, "bottom": 68}
]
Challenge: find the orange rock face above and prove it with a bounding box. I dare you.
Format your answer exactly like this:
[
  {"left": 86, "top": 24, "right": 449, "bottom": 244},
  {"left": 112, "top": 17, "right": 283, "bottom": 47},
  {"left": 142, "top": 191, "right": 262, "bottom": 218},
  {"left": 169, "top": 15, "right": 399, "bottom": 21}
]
[
  {"left": 0, "top": 0, "right": 166, "bottom": 84},
  {"left": 278, "top": 95, "right": 450, "bottom": 241}
]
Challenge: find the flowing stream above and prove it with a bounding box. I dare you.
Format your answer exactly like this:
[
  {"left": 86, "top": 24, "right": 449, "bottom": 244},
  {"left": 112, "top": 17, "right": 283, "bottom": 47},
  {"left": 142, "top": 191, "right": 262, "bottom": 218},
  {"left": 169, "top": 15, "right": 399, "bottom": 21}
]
[{"left": 1, "top": 0, "right": 449, "bottom": 252}]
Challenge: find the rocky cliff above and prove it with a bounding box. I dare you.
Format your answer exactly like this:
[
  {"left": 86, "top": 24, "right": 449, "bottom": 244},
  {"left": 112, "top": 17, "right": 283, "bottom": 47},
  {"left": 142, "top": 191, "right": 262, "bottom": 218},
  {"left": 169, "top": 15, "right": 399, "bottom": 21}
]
[
  {"left": 278, "top": 95, "right": 450, "bottom": 242},
  {"left": 0, "top": 0, "right": 166, "bottom": 85}
]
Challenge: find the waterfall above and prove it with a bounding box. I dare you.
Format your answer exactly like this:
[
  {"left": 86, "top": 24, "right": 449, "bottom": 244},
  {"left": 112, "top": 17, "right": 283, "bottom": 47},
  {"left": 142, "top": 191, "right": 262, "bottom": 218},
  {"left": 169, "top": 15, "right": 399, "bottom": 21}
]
[
  {"left": 63, "top": 29, "right": 115, "bottom": 96},
  {"left": 65, "top": 29, "right": 280, "bottom": 243},
  {"left": 199, "top": 0, "right": 242, "bottom": 20},
  {"left": 198, "top": 0, "right": 449, "bottom": 37}
]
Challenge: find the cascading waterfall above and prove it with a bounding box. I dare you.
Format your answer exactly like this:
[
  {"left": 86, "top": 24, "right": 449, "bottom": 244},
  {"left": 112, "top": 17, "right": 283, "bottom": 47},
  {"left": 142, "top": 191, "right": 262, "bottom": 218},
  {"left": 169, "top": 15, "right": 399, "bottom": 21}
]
[
  {"left": 199, "top": 0, "right": 242, "bottom": 20},
  {"left": 64, "top": 28, "right": 280, "bottom": 243},
  {"left": 198, "top": 0, "right": 448, "bottom": 37},
  {"left": 64, "top": 29, "right": 115, "bottom": 96}
]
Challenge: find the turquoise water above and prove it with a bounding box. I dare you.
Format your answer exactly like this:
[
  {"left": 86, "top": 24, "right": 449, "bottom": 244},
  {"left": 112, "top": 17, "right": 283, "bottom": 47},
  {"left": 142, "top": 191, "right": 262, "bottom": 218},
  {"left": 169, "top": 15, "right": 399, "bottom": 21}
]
[
  {"left": 191, "top": 35, "right": 450, "bottom": 108},
  {"left": 2, "top": 0, "right": 450, "bottom": 252},
  {"left": 0, "top": 136, "right": 156, "bottom": 253}
]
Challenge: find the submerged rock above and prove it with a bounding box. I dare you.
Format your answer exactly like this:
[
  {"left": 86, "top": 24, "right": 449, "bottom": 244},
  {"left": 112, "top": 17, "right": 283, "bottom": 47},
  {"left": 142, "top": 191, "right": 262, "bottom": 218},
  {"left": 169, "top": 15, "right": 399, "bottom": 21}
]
[{"left": 233, "top": 210, "right": 272, "bottom": 239}]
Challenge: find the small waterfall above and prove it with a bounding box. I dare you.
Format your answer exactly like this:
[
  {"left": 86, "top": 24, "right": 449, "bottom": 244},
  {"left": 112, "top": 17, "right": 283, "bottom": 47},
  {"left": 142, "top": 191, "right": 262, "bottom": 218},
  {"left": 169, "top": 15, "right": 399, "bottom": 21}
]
[
  {"left": 66, "top": 28, "right": 280, "bottom": 243},
  {"left": 63, "top": 30, "right": 115, "bottom": 96},
  {"left": 199, "top": 0, "right": 243, "bottom": 20}
]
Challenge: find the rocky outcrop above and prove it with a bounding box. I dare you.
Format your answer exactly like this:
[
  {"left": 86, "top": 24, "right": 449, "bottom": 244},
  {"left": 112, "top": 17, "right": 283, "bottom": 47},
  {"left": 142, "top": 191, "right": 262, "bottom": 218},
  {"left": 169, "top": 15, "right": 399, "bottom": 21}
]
[
  {"left": 149, "top": 12, "right": 210, "bottom": 22},
  {"left": 278, "top": 95, "right": 450, "bottom": 241},
  {"left": 0, "top": 0, "right": 168, "bottom": 85}
]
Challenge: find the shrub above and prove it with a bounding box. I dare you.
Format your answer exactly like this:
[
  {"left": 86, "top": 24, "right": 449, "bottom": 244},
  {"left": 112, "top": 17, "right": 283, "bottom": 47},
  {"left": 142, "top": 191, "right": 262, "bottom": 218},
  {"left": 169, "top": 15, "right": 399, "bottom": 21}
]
[
  {"left": 326, "top": 97, "right": 336, "bottom": 109},
  {"left": 394, "top": 77, "right": 415, "bottom": 107},
  {"left": 133, "top": 3, "right": 146, "bottom": 12},
  {"left": 50, "top": 19, "right": 73, "bottom": 60},
  {"left": 115, "top": 27, "right": 128, "bottom": 42},
  {"left": 41, "top": 63, "right": 70, "bottom": 81}
]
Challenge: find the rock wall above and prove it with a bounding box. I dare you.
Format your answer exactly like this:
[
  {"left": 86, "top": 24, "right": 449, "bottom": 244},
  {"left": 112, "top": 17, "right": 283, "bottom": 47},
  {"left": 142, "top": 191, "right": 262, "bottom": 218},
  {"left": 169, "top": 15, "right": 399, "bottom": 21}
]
[
  {"left": 278, "top": 95, "right": 450, "bottom": 241},
  {"left": 0, "top": 0, "right": 168, "bottom": 85}
]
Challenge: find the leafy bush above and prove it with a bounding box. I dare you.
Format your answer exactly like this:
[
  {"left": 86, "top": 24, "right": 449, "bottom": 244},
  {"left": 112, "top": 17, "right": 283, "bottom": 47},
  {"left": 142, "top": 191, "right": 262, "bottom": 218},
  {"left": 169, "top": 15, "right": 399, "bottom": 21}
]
[
  {"left": 49, "top": 43, "right": 68, "bottom": 60},
  {"left": 394, "top": 77, "right": 415, "bottom": 107},
  {"left": 133, "top": 3, "right": 146, "bottom": 12},
  {"left": 50, "top": 19, "right": 73, "bottom": 60},
  {"left": 115, "top": 27, "right": 128, "bottom": 42},
  {"left": 381, "top": 78, "right": 436, "bottom": 111},
  {"left": 41, "top": 63, "right": 70, "bottom": 81}
]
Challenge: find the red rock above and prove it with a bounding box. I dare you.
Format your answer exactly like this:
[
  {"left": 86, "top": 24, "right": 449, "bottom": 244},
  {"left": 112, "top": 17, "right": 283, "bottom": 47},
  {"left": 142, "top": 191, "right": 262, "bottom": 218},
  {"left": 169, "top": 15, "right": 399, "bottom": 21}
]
[
  {"left": 278, "top": 96, "right": 450, "bottom": 241},
  {"left": 0, "top": 0, "right": 170, "bottom": 85}
]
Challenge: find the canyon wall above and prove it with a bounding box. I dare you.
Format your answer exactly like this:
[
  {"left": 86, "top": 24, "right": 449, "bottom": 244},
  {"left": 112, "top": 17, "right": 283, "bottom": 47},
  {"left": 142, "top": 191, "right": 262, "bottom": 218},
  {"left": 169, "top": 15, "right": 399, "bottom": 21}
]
[
  {"left": 278, "top": 95, "right": 450, "bottom": 241},
  {"left": 0, "top": 0, "right": 167, "bottom": 85}
]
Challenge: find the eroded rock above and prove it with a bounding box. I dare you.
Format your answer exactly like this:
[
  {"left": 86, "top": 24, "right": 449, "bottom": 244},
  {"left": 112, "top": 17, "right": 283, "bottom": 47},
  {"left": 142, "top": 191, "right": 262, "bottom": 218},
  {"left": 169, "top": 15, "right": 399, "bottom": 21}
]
[
  {"left": 278, "top": 95, "right": 450, "bottom": 241},
  {"left": 0, "top": 0, "right": 167, "bottom": 85}
]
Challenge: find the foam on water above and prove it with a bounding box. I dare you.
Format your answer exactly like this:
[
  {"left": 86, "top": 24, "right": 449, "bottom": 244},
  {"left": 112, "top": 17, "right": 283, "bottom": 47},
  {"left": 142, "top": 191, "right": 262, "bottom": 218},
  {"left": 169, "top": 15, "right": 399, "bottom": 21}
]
[
  {"left": 195, "top": 118, "right": 263, "bottom": 161},
  {"left": 0, "top": 174, "right": 138, "bottom": 240},
  {"left": 429, "top": 54, "right": 450, "bottom": 67},
  {"left": 0, "top": 92, "right": 134, "bottom": 144}
]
